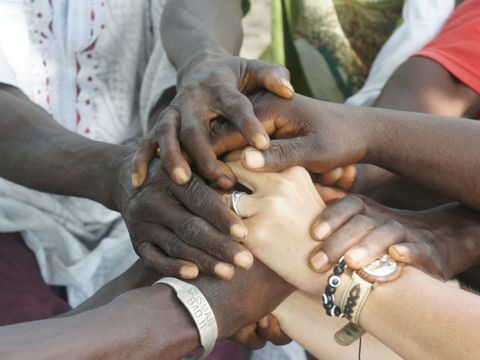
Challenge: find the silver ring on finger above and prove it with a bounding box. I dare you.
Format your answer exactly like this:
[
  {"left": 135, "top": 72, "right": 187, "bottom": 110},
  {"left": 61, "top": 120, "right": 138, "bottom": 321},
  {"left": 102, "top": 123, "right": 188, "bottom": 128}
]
[{"left": 231, "top": 191, "right": 247, "bottom": 218}]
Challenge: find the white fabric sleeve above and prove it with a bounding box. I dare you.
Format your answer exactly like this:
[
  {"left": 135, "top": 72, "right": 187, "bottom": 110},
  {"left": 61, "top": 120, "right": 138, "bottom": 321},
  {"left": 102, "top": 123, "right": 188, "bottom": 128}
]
[
  {"left": 139, "top": 0, "right": 177, "bottom": 135},
  {"left": 0, "top": 44, "right": 18, "bottom": 87},
  {"left": 346, "top": 0, "right": 455, "bottom": 106}
]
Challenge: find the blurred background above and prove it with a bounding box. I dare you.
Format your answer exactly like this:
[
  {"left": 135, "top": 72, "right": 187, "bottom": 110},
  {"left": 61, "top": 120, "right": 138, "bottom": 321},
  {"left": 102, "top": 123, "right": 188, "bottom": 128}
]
[{"left": 240, "top": 0, "right": 272, "bottom": 59}]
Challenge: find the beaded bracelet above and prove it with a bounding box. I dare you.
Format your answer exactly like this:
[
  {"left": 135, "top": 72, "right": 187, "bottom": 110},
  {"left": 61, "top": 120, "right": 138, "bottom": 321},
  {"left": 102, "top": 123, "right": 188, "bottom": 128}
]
[{"left": 322, "top": 256, "right": 347, "bottom": 318}]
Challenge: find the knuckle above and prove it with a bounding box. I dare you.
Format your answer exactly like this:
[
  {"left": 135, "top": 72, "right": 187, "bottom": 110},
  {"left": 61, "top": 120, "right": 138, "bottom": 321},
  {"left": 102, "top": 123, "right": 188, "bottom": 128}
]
[
  {"left": 270, "top": 143, "right": 292, "bottom": 166},
  {"left": 273, "top": 177, "right": 296, "bottom": 194},
  {"left": 206, "top": 69, "right": 230, "bottom": 84},
  {"left": 182, "top": 217, "right": 209, "bottom": 243},
  {"left": 160, "top": 151, "right": 176, "bottom": 168},
  {"left": 287, "top": 165, "right": 310, "bottom": 179},
  {"left": 213, "top": 239, "right": 235, "bottom": 260},
  {"left": 345, "top": 195, "right": 365, "bottom": 212},
  {"left": 155, "top": 120, "right": 173, "bottom": 137},
  {"left": 181, "top": 83, "right": 202, "bottom": 97},
  {"left": 351, "top": 214, "right": 377, "bottom": 228},
  {"left": 180, "top": 124, "right": 200, "bottom": 139},
  {"left": 163, "top": 235, "right": 181, "bottom": 257},
  {"left": 264, "top": 195, "right": 287, "bottom": 213},
  {"left": 184, "top": 178, "right": 214, "bottom": 207},
  {"left": 203, "top": 160, "right": 220, "bottom": 176},
  {"left": 385, "top": 219, "right": 406, "bottom": 237},
  {"left": 221, "top": 92, "right": 247, "bottom": 113}
]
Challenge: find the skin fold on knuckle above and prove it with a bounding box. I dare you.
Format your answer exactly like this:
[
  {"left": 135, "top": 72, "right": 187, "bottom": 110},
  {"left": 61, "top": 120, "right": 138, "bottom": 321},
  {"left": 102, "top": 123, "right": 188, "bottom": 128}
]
[{"left": 181, "top": 217, "right": 208, "bottom": 245}]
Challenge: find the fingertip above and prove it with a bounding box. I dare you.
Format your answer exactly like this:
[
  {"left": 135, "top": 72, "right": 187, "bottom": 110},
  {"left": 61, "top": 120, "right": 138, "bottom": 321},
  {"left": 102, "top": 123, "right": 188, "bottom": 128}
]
[
  {"left": 264, "top": 71, "right": 294, "bottom": 99},
  {"left": 214, "top": 262, "right": 235, "bottom": 280},
  {"left": 344, "top": 247, "right": 368, "bottom": 269},
  {"left": 312, "top": 221, "right": 331, "bottom": 241},
  {"left": 172, "top": 167, "right": 191, "bottom": 185},
  {"left": 388, "top": 244, "right": 409, "bottom": 261},
  {"left": 230, "top": 223, "right": 248, "bottom": 239},
  {"left": 258, "top": 316, "right": 270, "bottom": 329},
  {"left": 251, "top": 133, "right": 270, "bottom": 150},
  {"left": 279, "top": 78, "right": 295, "bottom": 98},
  {"left": 234, "top": 250, "right": 254, "bottom": 269},
  {"left": 242, "top": 148, "right": 265, "bottom": 170},
  {"left": 310, "top": 251, "right": 329, "bottom": 272},
  {"left": 179, "top": 264, "right": 199, "bottom": 279},
  {"left": 132, "top": 173, "right": 143, "bottom": 188}
]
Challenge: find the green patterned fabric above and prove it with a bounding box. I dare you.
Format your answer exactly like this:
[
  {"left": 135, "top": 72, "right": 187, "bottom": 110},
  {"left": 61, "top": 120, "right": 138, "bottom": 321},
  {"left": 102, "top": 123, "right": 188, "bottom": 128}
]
[{"left": 261, "top": 0, "right": 405, "bottom": 102}]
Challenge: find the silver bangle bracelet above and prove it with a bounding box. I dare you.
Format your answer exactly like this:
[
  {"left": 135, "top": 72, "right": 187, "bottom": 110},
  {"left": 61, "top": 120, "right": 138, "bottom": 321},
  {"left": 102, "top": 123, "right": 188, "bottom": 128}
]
[{"left": 153, "top": 277, "right": 218, "bottom": 360}]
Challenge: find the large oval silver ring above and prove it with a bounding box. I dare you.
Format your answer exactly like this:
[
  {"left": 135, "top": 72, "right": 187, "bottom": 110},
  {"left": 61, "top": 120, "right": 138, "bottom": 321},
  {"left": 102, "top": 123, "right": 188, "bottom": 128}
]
[{"left": 231, "top": 191, "right": 247, "bottom": 218}]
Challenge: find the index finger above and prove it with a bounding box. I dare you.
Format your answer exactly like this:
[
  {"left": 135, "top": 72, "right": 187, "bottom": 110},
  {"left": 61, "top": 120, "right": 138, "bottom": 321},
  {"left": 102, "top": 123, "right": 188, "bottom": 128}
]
[
  {"left": 227, "top": 159, "right": 275, "bottom": 193},
  {"left": 219, "top": 88, "right": 270, "bottom": 150},
  {"left": 168, "top": 173, "right": 248, "bottom": 241},
  {"left": 179, "top": 114, "right": 236, "bottom": 190}
]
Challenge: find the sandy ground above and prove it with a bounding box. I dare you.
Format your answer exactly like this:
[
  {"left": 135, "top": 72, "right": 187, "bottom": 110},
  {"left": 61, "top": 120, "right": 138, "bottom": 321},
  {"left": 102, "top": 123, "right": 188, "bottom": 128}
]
[{"left": 240, "top": 0, "right": 272, "bottom": 59}]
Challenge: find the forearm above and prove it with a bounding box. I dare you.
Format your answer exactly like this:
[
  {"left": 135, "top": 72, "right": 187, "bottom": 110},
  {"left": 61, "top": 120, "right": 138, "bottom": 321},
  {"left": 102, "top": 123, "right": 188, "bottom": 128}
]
[
  {"left": 365, "top": 107, "right": 480, "bottom": 210},
  {"left": 360, "top": 267, "right": 480, "bottom": 360},
  {"left": 2, "top": 258, "right": 292, "bottom": 360},
  {"left": 64, "top": 260, "right": 158, "bottom": 316},
  {"left": 0, "top": 288, "right": 199, "bottom": 360},
  {"left": 356, "top": 56, "right": 478, "bottom": 208},
  {"left": 276, "top": 266, "right": 480, "bottom": 360},
  {"left": 0, "top": 85, "right": 129, "bottom": 209},
  {"left": 273, "top": 292, "right": 401, "bottom": 360},
  {"left": 291, "top": 94, "right": 480, "bottom": 210},
  {"left": 161, "top": 0, "right": 243, "bottom": 78}
]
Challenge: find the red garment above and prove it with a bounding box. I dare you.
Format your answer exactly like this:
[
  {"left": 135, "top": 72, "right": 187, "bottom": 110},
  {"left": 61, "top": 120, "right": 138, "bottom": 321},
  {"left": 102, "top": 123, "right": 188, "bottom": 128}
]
[{"left": 416, "top": 0, "right": 480, "bottom": 95}]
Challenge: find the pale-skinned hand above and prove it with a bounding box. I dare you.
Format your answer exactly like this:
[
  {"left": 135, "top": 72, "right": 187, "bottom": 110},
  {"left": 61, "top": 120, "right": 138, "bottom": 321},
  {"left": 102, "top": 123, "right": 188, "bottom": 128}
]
[{"left": 224, "top": 160, "right": 326, "bottom": 294}]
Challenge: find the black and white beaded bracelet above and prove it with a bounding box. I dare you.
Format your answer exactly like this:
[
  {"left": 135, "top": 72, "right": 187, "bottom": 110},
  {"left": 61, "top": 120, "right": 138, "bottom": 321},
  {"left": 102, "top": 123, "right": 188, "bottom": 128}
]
[{"left": 322, "top": 256, "right": 347, "bottom": 318}]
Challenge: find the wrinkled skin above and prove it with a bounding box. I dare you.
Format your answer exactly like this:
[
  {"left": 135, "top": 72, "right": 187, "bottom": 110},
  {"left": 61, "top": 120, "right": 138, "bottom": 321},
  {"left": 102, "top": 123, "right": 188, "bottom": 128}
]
[
  {"left": 309, "top": 195, "right": 480, "bottom": 280},
  {"left": 132, "top": 58, "right": 294, "bottom": 188},
  {"left": 210, "top": 91, "right": 370, "bottom": 175},
  {"left": 114, "top": 155, "right": 252, "bottom": 280}
]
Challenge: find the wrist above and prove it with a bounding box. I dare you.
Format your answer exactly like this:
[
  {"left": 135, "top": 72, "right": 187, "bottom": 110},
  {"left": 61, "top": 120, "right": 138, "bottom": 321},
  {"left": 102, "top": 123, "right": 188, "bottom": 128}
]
[
  {"left": 112, "top": 286, "right": 200, "bottom": 359},
  {"left": 109, "top": 146, "right": 135, "bottom": 213},
  {"left": 176, "top": 48, "right": 231, "bottom": 85}
]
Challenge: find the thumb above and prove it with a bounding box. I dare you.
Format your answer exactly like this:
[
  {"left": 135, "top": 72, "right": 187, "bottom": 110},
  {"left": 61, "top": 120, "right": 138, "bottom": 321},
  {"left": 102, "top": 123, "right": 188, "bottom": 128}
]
[
  {"left": 241, "top": 139, "right": 309, "bottom": 172},
  {"left": 251, "top": 61, "right": 294, "bottom": 99},
  {"left": 131, "top": 137, "right": 157, "bottom": 188}
]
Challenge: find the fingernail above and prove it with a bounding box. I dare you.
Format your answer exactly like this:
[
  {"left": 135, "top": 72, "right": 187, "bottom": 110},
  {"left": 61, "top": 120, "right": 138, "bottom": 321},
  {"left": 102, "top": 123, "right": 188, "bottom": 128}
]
[
  {"left": 280, "top": 78, "right": 294, "bottom": 93},
  {"left": 230, "top": 223, "right": 248, "bottom": 239},
  {"left": 215, "top": 263, "right": 235, "bottom": 280},
  {"left": 244, "top": 149, "right": 265, "bottom": 169},
  {"left": 389, "top": 244, "right": 406, "bottom": 259},
  {"left": 310, "top": 251, "right": 329, "bottom": 271},
  {"left": 313, "top": 222, "right": 331, "bottom": 240},
  {"left": 258, "top": 316, "right": 270, "bottom": 329},
  {"left": 132, "top": 173, "right": 141, "bottom": 188},
  {"left": 346, "top": 247, "right": 368, "bottom": 268},
  {"left": 252, "top": 133, "right": 270, "bottom": 150},
  {"left": 234, "top": 251, "right": 254, "bottom": 269},
  {"left": 180, "top": 265, "right": 199, "bottom": 279},
  {"left": 172, "top": 167, "right": 190, "bottom": 185}
]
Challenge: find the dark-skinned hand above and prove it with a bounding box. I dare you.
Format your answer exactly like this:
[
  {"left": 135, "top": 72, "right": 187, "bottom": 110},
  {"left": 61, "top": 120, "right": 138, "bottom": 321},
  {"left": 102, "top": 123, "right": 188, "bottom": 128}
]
[
  {"left": 308, "top": 195, "right": 480, "bottom": 280},
  {"left": 132, "top": 57, "right": 294, "bottom": 189},
  {"left": 210, "top": 91, "right": 370, "bottom": 175},
  {"left": 114, "top": 155, "right": 253, "bottom": 280}
]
